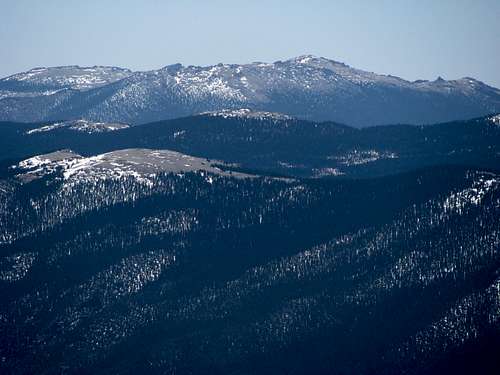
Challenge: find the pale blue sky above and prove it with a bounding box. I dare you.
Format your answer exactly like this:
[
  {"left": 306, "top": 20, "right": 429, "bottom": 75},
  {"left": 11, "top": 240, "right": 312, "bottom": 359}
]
[{"left": 1, "top": 0, "right": 499, "bottom": 87}]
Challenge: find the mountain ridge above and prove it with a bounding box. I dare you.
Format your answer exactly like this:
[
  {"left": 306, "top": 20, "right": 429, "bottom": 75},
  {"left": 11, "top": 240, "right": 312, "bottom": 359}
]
[
  {"left": 1, "top": 55, "right": 500, "bottom": 127},
  {"left": 3, "top": 55, "right": 496, "bottom": 94},
  {"left": 1, "top": 113, "right": 499, "bottom": 180}
]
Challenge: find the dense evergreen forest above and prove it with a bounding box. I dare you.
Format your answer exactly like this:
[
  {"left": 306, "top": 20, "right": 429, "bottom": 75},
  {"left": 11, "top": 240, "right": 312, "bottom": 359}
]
[{"left": 0, "top": 113, "right": 499, "bottom": 373}]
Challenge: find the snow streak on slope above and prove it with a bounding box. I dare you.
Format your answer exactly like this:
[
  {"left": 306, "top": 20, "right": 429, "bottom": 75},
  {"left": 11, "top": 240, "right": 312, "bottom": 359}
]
[
  {"left": 200, "top": 108, "right": 294, "bottom": 121},
  {"left": 26, "top": 119, "right": 129, "bottom": 134}
]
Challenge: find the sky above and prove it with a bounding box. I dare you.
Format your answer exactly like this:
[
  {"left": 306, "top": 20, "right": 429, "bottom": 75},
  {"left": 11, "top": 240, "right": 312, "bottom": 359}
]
[{"left": 1, "top": 0, "right": 499, "bottom": 87}]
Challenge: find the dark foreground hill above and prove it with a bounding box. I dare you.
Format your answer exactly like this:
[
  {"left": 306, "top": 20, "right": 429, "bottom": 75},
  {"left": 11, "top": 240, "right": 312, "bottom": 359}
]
[{"left": 0, "top": 161, "right": 499, "bottom": 374}]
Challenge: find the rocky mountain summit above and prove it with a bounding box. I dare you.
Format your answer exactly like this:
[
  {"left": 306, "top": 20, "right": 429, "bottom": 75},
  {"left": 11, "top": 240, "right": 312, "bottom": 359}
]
[{"left": 1, "top": 56, "right": 499, "bottom": 126}]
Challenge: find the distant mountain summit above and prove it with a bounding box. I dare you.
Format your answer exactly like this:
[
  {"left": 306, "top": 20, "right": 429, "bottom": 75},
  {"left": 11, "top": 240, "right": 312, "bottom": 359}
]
[
  {"left": 1, "top": 65, "right": 132, "bottom": 92},
  {"left": 1, "top": 56, "right": 500, "bottom": 127}
]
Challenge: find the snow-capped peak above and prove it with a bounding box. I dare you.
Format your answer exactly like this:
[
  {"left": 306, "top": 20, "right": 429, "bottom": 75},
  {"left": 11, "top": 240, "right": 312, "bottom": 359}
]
[
  {"left": 295, "top": 55, "right": 318, "bottom": 64},
  {"left": 1, "top": 65, "right": 132, "bottom": 91},
  {"left": 2, "top": 56, "right": 499, "bottom": 127},
  {"left": 285, "top": 55, "right": 350, "bottom": 69}
]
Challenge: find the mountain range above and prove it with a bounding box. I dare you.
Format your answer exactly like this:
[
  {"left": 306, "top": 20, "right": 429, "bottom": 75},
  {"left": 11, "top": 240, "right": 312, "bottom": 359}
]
[
  {"left": 1, "top": 55, "right": 500, "bottom": 127},
  {"left": 1, "top": 56, "right": 500, "bottom": 374}
]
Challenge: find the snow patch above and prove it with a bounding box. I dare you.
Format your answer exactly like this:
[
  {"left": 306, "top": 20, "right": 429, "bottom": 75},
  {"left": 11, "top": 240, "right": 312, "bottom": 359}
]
[
  {"left": 14, "top": 148, "right": 253, "bottom": 185},
  {"left": 488, "top": 114, "right": 500, "bottom": 126},
  {"left": 0, "top": 252, "right": 37, "bottom": 282},
  {"left": 201, "top": 108, "right": 294, "bottom": 121},
  {"left": 331, "top": 150, "right": 398, "bottom": 166},
  {"left": 26, "top": 119, "right": 129, "bottom": 135},
  {"left": 443, "top": 173, "right": 500, "bottom": 214},
  {"left": 312, "top": 168, "right": 345, "bottom": 178}
]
